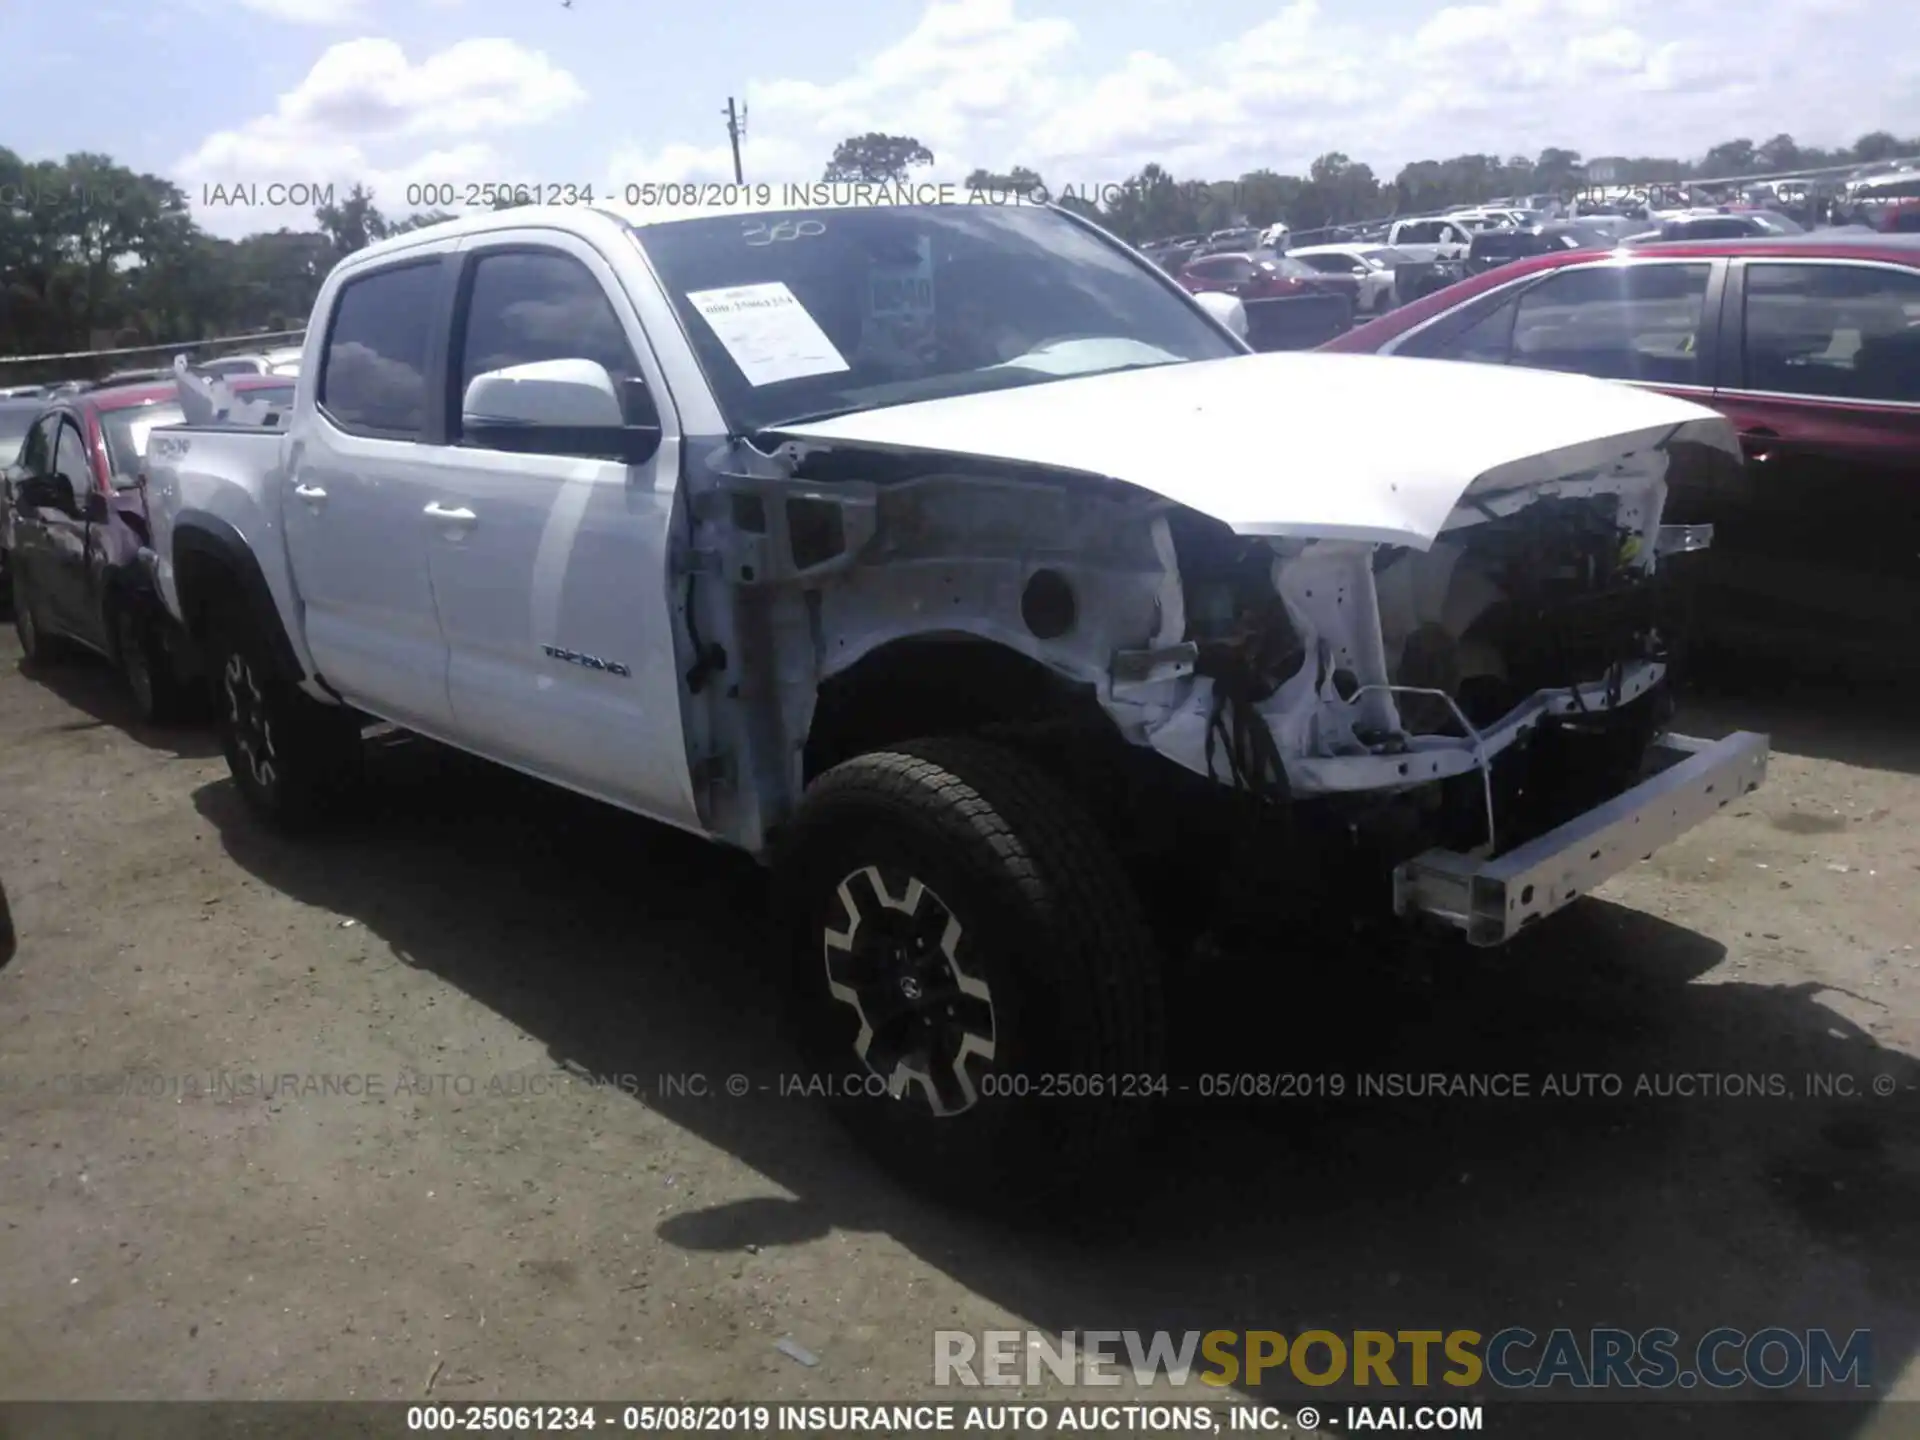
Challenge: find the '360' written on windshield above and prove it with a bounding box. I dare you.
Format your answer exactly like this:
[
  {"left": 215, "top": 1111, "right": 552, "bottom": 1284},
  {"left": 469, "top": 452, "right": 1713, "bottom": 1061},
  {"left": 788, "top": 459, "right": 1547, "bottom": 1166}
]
[{"left": 631, "top": 205, "right": 1239, "bottom": 434}]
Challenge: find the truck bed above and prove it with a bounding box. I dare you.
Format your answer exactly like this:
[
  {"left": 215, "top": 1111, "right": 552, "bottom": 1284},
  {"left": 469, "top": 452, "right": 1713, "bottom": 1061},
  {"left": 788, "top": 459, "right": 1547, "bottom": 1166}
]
[{"left": 145, "top": 425, "right": 290, "bottom": 628}]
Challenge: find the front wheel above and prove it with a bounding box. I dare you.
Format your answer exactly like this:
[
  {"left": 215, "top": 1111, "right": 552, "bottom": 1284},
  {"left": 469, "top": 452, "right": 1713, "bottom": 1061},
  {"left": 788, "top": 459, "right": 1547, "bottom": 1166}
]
[
  {"left": 772, "top": 737, "right": 1167, "bottom": 1210},
  {"left": 210, "top": 614, "right": 363, "bottom": 832},
  {"left": 11, "top": 566, "right": 64, "bottom": 665}
]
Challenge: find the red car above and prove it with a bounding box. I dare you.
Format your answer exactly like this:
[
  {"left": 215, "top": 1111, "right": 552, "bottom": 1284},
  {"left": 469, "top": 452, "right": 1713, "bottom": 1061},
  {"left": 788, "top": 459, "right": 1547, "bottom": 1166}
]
[
  {"left": 1322, "top": 232, "right": 1920, "bottom": 655},
  {"left": 6, "top": 375, "right": 296, "bottom": 718},
  {"left": 1179, "top": 249, "right": 1358, "bottom": 304},
  {"left": 1180, "top": 250, "right": 1357, "bottom": 349}
]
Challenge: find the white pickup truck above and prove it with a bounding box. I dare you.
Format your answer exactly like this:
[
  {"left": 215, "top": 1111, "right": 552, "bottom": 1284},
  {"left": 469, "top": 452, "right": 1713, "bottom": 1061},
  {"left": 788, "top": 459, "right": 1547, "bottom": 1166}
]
[
  {"left": 145, "top": 200, "right": 1767, "bottom": 1205},
  {"left": 1382, "top": 216, "right": 1475, "bottom": 260}
]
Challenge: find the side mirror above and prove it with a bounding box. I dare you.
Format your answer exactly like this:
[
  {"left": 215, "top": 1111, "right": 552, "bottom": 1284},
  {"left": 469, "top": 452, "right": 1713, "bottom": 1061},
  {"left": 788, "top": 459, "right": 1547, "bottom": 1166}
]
[
  {"left": 461, "top": 359, "right": 661, "bottom": 465},
  {"left": 1193, "top": 289, "right": 1249, "bottom": 339}
]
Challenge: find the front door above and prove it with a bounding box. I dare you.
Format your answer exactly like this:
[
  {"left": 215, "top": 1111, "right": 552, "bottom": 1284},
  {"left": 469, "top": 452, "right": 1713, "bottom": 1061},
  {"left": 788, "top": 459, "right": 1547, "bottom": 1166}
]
[
  {"left": 1709, "top": 257, "right": 1920, "bottom": 635},
  {"left": 422, "top": 235, "right": 698, "bottom": 829},
  {"left": 283, "top": 256, "right": 456, "bottom": 731}
]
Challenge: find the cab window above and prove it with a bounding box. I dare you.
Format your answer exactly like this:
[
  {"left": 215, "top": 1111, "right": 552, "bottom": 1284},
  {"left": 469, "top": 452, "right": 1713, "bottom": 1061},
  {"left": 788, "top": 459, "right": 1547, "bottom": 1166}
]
[
  {"left": 1508, "top": 262, "right": 1712, "bottom": 384},
  {"left": 319, "top": 261, "right": 440, "bottom": 437},
  {"left": 52, "top": 419, "right": 92, "bottom": 496}
]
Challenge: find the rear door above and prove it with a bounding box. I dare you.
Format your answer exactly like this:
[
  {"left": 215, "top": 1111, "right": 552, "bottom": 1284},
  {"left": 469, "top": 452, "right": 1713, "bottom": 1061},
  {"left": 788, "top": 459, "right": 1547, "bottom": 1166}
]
[
  {"left": 287, "top": 254, "right": 457, "bottom": 730},
  {"left": 1708, "top": 257, "right": 1920, "bottom": 628},
  {"left": 39, "top": 416, "right": 99, "bottom": 643}
]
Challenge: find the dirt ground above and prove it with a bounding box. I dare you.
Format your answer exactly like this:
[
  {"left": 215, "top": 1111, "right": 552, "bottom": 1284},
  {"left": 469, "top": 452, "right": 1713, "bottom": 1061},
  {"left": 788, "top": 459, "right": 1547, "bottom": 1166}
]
[{"left": 1, "top": 623, "right": 1915, "bottom": 1435}]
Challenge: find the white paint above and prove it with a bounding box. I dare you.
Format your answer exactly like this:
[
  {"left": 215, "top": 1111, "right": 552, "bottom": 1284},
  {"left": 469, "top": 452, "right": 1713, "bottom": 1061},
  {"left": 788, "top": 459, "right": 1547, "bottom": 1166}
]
[
  {"left": 461, "top": 358, "right": 624, "bottom": 428},
  {"left": 772, "top": 350, "right": 1737, "bottom": 549}
]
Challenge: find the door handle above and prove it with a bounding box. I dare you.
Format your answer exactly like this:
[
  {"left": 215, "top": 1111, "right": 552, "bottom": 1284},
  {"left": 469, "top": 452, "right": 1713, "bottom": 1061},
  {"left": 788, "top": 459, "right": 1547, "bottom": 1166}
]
[
  {"left": 423, "top": 502, "right": 477, "bottom": 523},
  {"left": 292, "top": 482, "right": 327, "bottom": 501},
  {"left": 1738, "top": 427, "right": 1780, "bottom": 463}
]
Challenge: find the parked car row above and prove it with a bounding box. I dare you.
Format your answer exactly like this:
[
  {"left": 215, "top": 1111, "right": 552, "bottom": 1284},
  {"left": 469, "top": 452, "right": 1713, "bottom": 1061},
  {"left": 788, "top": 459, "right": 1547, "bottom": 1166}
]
[
  {"left": 4, "top": 196, "right": 1775, "bottom": 1206},
  {"left": 2, "top": 374, "right": 297, "bottom": 719},
  {"left": 0, "top": 344, "right": 304, "bottom": 405}
]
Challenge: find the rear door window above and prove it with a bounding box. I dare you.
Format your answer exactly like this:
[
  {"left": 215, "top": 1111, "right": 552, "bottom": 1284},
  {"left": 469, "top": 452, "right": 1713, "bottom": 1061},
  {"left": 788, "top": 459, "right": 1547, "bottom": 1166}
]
[
  {"left": 1508, "top": 262, "right": 1712, "bottom": 384},
  {"left": 16, "top": 415, "right": 57, "bottom": 477},
  {"left": 318, "top": 261, "right": 441, "bottom": 437},
  {"left": 52, "top": 418, "right": 92, "bottom": 495},
  {"left": 1740, "top": 262, "right": 1920, "bottom": 402}
]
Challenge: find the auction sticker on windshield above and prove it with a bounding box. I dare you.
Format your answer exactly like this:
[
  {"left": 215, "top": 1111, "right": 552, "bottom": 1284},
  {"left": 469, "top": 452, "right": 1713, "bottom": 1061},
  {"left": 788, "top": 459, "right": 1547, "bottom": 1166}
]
[{"left": 686, "top": 281, "right": 850, "bottom": 386}]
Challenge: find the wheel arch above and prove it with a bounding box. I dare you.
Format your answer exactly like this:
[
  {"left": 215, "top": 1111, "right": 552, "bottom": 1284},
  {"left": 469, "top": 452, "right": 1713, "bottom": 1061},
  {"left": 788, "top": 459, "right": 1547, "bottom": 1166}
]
[
  {"left": 800, "top": 632, "right": 1124, "bottom": 787},
  {"left": 171, "top": 518, "right": 310, "bottom": 686}
]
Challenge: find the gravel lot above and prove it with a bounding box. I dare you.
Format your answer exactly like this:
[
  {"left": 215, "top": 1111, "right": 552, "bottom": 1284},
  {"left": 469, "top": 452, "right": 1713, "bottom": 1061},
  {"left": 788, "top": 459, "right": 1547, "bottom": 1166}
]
[{"left": 1, "top": 625, "right": 1915, "bottom": 1433}]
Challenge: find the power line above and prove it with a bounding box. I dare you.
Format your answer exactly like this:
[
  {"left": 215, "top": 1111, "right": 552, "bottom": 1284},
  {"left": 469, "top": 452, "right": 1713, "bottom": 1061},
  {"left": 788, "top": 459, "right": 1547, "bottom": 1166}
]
[{"left": 0, "top": 327, "right": 306, "bottom": 368}]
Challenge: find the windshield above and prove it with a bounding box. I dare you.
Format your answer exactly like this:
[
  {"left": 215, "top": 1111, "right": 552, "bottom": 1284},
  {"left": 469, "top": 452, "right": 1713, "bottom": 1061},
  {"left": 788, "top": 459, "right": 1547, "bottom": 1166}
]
[
  {"left": 99, "top": 403, "right": 184, "bottom": 475},
  {"left": 631, "top": 205, "right": 1238, "bottom": 433}
]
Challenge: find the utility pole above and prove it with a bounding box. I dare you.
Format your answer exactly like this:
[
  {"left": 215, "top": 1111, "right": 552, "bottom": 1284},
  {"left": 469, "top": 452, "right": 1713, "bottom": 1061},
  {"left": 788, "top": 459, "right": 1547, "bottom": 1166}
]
[{"left": 723, "top": 97, "right": 747, "bottom": 184}]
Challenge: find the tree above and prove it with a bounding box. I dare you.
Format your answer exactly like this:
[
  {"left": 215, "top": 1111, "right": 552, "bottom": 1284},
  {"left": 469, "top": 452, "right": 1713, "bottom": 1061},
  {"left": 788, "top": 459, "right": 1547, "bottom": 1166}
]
[
  {"left": 964, "top": 165, "right": 1046, "bottom": 197},
  {"left": 824, "top": 133, "right": 934, "bottom": 184},
  {"left": 313, "top": 183, "right": 393, "bottom": 261},
  {"left": 1531, "top": 147, "right": 1584, "bottom": 193},
  {"left": 1699, "top": 138, "right": 1757, "bottom": 178},
  {"left": 1756, "top": 134, "right": 1801, "bottom": 172},
  {"left": 1852, "top": 131, "right": 1902, "bottom": 164},
  {"left": 1100, "top": 164, "right": 1200, "bottom": 241}
]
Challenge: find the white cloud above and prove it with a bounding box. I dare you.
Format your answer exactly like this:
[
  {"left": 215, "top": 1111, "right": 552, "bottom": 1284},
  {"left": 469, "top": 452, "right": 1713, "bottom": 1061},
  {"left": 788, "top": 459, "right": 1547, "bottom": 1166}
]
[
  {"left": 606, "top": 0, "right": 1920, "bottom": 201},
  {"left": 177, "top": 38, "right": 586, "bottom": 235}
]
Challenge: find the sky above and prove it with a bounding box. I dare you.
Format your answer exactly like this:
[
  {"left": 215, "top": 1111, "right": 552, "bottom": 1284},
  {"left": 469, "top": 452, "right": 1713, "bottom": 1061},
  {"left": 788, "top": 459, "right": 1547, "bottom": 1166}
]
[{"left": 1, "top": 0, "right": 1914, "bottom": 239}]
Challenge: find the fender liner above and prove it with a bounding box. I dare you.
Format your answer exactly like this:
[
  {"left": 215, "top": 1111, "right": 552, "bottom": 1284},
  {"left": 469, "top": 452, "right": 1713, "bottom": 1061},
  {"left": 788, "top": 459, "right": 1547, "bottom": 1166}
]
[{"left": 172, "top": 517, "right": 308, "bottom": 685}]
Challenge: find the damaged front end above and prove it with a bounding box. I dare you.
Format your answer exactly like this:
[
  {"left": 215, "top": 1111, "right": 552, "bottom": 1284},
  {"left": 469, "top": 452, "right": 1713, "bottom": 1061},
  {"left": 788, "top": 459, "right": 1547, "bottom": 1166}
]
[
  {"left": 720, "top": 353, "right": 1769, "bottom": 948},
  {"left": 1111, "top": 433, "right": 1767, "bottom": 944}
]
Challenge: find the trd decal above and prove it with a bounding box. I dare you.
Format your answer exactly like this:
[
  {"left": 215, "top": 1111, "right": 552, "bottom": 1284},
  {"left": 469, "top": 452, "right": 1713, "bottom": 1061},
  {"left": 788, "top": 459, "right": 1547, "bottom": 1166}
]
[{"left": 542, "top": 644, "right": 632, "bottom": 677}]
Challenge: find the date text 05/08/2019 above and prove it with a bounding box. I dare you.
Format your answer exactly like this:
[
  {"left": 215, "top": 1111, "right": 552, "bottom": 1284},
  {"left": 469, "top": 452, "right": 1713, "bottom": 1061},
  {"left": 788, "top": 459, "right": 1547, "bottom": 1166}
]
[
  {"left": 403, "top": 1402, "right": 1287, "bottom": 1433},
  {"left": 199, "top": 179, "right": 1125, "bottom": 214}
]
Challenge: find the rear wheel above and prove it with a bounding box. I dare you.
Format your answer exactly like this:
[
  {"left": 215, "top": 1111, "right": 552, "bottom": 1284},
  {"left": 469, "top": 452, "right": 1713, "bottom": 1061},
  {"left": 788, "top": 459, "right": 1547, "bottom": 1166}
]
[
  {"left": 773, "top": 737, "right": 1166, "bottom": 1210},
  {"left": 113, "top": 603, "right": 190, "bottom": 725},
  {"left": 211, "top": 612, "right": 363, "bottom": 831}
]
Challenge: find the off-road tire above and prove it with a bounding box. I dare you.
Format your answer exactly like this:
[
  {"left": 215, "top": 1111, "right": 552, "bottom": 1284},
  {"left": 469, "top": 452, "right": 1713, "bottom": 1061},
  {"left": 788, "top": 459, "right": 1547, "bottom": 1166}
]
[
  {"left": 772, "top": 736, "right": 1166, "bottom": 1212},
  {"left": 210, "top": 611, "right": 363, "bottom": 832}
]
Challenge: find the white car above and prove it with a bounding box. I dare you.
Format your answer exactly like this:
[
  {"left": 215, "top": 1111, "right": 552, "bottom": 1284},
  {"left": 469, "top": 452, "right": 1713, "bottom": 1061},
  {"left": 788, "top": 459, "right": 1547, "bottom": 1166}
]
[
  {"left": 143, "top": 201, "right": 1767, "bottom": 1206},
  {"left": 1381, "top": 216, "right": 1474, "bottom": 260},
  {"left": 262, "top": 346, "right": 304, "bottom": 377},
  {"left": 1284, "top": 244, "right": 1409, "bottom": 314},
  {"left": 194, "top": 354, "right": 273, "bottom": 378}
]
